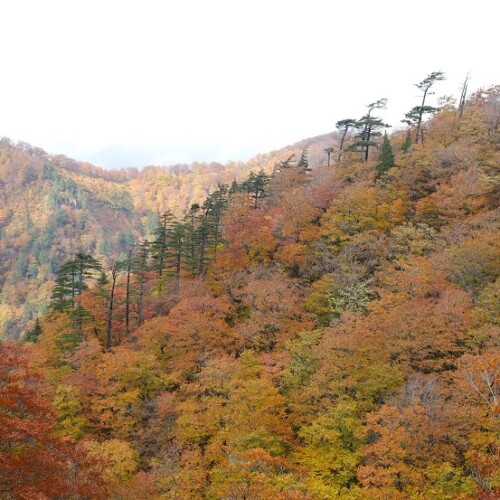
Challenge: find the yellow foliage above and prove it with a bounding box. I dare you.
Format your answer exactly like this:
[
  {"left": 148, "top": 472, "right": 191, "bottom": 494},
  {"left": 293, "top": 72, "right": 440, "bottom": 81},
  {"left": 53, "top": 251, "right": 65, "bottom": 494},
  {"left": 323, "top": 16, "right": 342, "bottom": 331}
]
[
  {"left": 85, "top": 439, "right": 139, "bottom": 482},
  {"left": 0, "top": 304, "right": 14, "bottom": 331},
  {"left": 321, "top": 184, "right": 396, "bottom": 245}
]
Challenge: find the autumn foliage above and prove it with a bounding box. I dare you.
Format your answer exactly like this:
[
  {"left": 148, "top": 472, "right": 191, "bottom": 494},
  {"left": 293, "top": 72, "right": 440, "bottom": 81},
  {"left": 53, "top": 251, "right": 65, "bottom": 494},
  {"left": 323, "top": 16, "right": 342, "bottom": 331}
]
[{"left": 1, "top": 85, "right": 499, "bottom": 498}]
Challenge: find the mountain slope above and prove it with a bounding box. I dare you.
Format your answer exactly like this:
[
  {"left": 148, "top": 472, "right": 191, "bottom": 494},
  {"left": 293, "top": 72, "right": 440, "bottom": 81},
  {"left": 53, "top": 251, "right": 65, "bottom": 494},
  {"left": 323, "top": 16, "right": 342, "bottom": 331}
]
[
  {"left": 0, "top": 131, "right": 339, "bottom": 338},
  {"left": 15, "top": 91, "right": 500, "bottom": 498}
]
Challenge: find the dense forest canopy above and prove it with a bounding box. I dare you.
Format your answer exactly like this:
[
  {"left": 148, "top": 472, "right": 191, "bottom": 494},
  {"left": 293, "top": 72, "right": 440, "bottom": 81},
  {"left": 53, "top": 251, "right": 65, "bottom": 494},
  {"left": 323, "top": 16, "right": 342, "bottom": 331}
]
[{"left": 0, "top": 78, "right": 499, "bottom": 498}]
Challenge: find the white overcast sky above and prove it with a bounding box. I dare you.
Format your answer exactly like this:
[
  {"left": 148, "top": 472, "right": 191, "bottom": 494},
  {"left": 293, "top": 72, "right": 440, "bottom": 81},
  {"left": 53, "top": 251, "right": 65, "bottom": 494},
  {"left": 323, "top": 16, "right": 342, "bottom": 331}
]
[{"left": 0, "top": 0, "right": 498, "bottom": 168}]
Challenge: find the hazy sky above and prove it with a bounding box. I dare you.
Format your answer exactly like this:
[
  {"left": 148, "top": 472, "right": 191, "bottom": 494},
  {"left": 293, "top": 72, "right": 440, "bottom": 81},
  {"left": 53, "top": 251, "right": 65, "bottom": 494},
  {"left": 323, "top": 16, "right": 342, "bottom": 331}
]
[{"left": 1, "top": 0, "right": 498, "bottom": 169}]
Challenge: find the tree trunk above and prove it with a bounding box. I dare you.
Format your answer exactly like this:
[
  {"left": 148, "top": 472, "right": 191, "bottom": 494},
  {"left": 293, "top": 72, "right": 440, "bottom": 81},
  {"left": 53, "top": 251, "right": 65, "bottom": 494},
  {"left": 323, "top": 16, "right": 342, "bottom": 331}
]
[
  {"left": 125, "top": 247, "right": 133, "bottom": 335},
  {"left": 416, "top": 87, "right": 429, "bottom": 143},
  {"left": 338, "top": 127, "right": 349, "bottom": 161},
  {"left": 364, "top": 124, "right": 371, "bottom": 162},
  {"left": 458, "top": 73, "right": 469, "bottom": 119},
  {"left": 106, "top": 269, "right": 117, "bottom": 351}
]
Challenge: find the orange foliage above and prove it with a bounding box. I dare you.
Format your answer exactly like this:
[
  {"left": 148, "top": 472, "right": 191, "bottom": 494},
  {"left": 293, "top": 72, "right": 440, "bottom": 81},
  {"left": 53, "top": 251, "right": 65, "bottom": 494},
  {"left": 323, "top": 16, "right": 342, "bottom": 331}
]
[{"left": 0, "top": 342, "right": 107, "bottom": 498}]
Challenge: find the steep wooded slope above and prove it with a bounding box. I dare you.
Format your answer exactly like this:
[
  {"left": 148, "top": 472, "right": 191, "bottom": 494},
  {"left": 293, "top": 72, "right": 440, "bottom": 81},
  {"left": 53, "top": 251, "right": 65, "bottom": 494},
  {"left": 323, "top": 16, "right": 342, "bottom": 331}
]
[
  {"left": 0, "top": 133, "right": 332, "bottom": 338},
  {"left": 8, "top": 90, "right": 499, "bottom": 498}
]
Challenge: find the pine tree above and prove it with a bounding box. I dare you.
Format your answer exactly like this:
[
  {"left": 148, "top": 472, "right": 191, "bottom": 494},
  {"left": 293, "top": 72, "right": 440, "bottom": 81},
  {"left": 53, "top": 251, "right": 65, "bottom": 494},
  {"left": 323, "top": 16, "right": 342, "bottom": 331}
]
[
  {"left": 402, "top": 71, "right": 445, "bottom": 143},
  {"left": 74, "top": 253, "right": 102, "bottom": 288},
  {"left": 324, "top": 147, "right": 335, "bottom": 167},
  {"left": 150, "top": 211, "right": 176, "bottom": 286},
  {"left": 335, "top": 119, "right": 359, "bottom": 161},
  {"left": 298, "top": 148, "right": 311, "bottom": 172},
  {"left": 50, "top": 260, "right": 78, "bottom": 311},
  {"left": 376, "top": 133, "right": 395, "bottom": 178},
  {"left": 123, "top": 246, "right": 135, "bottom": 335},
  {"left": 131, "top": 243, "right": 150, "bottom": 327},
  {"left": 202, "top": 184, "right": 229, "bottom": 261},
  {"left": 183, "top": 205, "right": 201, "bottom": 277},
  {"left": 401, "top": 129, "right": 412, "bottom": 153},
  {"left": 274, "top": 154, "right": 295, "bottom": 173},
  {"left": 105, "top": 265, "right": 118, "bottom": 350},
  {"left": 195, "top": 216, "right": 213, "bottom": 278},
  {"left": 458, "top": 72, "right": 469, "bottom": 119},
  {"left": 168, "top": 221, "right": 186, "bottom": 287},
  {"left": 182, "top": 204, "right": 212, "bottom": 278},
  {"left": 229, "top": 179, "right": 240, "bottom": 194},
  {"left": 241, "top": 169, "right": 272, "bottom": 209},
  {"left": 97, "top": 270, "right": 109, "bottom": 288},
  {"left": 50, "top": 254, "right": 101, "bottom": 311},
  {"left": 25, "top": 318, "right": 42, "bottom": 343},
  {"left": 49, "top": 254, "right": 101, "bottom": 346},
  {"left": 350, "top": 99, "right": 389, "bottom": 161}
]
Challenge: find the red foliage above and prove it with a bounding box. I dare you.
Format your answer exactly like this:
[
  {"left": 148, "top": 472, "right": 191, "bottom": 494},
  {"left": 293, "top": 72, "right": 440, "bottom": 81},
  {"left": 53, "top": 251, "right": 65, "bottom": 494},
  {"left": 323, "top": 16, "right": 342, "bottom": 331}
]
[{"left": 0, "top": 343, "right": 107, "bottom": 499}]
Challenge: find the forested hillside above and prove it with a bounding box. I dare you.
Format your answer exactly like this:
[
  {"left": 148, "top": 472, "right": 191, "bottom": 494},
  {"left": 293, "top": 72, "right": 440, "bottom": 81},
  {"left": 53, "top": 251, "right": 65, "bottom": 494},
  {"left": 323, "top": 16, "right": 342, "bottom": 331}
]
[
  {"left": 1, "top": 83, "right": 499, "bottom": 498},
  {"left": 0, "top": 137, "right": 312, "bottom": 339}
]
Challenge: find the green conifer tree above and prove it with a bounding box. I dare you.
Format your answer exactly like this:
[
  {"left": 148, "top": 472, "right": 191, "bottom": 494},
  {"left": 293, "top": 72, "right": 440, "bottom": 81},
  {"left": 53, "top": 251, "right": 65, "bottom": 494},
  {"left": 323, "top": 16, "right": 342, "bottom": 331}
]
[
  {"left": 298, "top": 148, "right": 311, "bottom": 172},
  {"left": 25, "top": 318, "right": 42, "bottom": 343},
  {"left": 376, "top": 133, "right": 395, "bottom": 178},
  {"left": 241, "top": 169, "right": 272, "bottom": 209},
  {"left": 131, "top": 243, "right": 150, "bottom": 327},
  {"left": 350, "top": 99, "right": 389, "bottom": 161},
  {"left": 229, "top": 179, "right": 240, "bottom": 194},
  {"left": 50, "top": 254, "right": 101, "bottom": 311},
  {"left": 401, "top": 129, "right": 412, "bottom": 153},
  {"left": 335, "top": 118, "right": 359, "bottom": 161},
  {"left": 150, "top": 211, "right": 176, "bottom": 285},
  {"left": 274, "top": 154, "right": 295, "bottom": 173},
  {"left": 202, "top": 184, "right": 229, "bottom": 260},
  {"left": 402, "top": 71, "right": 445, "bottom": 143}
]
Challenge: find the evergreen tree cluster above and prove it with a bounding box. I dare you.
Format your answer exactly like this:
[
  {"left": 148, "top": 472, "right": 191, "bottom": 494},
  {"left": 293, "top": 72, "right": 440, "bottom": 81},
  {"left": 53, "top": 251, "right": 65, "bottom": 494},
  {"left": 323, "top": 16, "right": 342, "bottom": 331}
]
[
  {"left": 50, "top": 253, "right": 102, "bottom": 311},
  {"left": 44, "top": 71, "right": 451, "bottom": 350},
  {"left": 325, "top": 71, "right": 445, "bottom": 164},
  {"left": 46, "top": 171, "right": 274, "bottom": 345}
]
